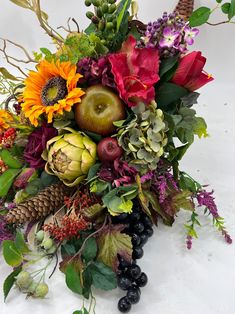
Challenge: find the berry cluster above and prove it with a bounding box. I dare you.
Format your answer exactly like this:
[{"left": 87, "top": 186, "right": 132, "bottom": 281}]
[
  {"left": 114, "top": 208, "right": 154, "bottom": 312},
  {"left": 0, "top": 127, "right": 17, "bottom": 149}
]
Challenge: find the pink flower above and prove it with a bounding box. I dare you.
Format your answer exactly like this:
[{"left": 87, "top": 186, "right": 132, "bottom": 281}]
[
  {"left": 108, "top": 36, "right": 160, "bottom": 107},
  {"left": 184, "top": 26, "right": 199, "bottom": 45},
  {"left": 171, "top": 51, "right": 214, "bottom": 91},
  {"left": 159, "top": 27, "right": 180, "bottom": 48}
]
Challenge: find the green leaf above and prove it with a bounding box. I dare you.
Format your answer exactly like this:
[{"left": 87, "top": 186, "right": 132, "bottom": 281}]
[
  {"left": 159, "top": 56, "right": 178, "bottom": 78},
  {"left": 89, "top": 261, "right": 117, "bottom": 291},
  {"left": 221, "top": 2, "right": 231, "bottom": 14},
  {"left": 216, "top": 0, "right": 223, "bottom": 3},
  {"left": 228, "top": 0, "right": 235, "bottom": 19},
  {"left": 65, "top": 264, "right": 83, "bottom": 295},
  {"left": 25, "top": 178, "right": 44, "bottom": 196},
  {"left": 0, "top": 169, "right": 21, "bottom": 197},
  {"left": 82, "top": 237, "right": 97, "bottom": 263},
  {"left": 90, "top": 179, "right": 109, "bottom": 193},
  {"left": 87, "top": 163, "right": 101, "bottom": 181},
  {"left": 0, "top": 67, "right": 19, "bottom": 81},
  {"left": 15, "top": 231, "right": 30, "bottom": 254},
  {"left": 97, "top": 224, "right": 132, "bottom": 271},
  {"left": 82, "top": 267, "right": 92, "bottom": 299},
  {"left": 189, "top": 7, "right": 211, "bottom": 26},
  {"left": 193, "top": 117, "right": 208, "bottom": 138},
  {"left": 0, "top": 150, "right": 22, "bottom": 169},
  {"left": 116, "top": 0, "right": 132, "bottom": 31},
  {"left": 181, "top": 92, "right": 200, "bottom": 108},
  {"left": 156, "top": 83, "right": 188, "bottom": 110},
  {"left": 173, "top": 190, "right": 195, "bottom": 211},
  {"left": 3, "top": 267, "right": 22, "bottom": 301},
  {"left": 2, "top": 240, "right": 23, "bottom": 267},
  {"left": 40, "top": 171, "right": 58, "bottom": 187}
]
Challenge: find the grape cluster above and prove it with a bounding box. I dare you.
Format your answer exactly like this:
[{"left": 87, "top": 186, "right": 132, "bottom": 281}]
[{"left": 115, "top": 208, "right": 154, "bottom": 312}]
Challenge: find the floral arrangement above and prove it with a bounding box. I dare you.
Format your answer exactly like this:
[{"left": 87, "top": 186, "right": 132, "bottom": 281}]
[{"left": 0, "top": 0, "right": 233, "bottom": 313}]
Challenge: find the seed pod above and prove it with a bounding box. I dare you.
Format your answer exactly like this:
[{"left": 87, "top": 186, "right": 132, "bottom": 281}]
[
  {"left": 86, "top": 11, "right": 94, "bottom": 19},
  {"left": 98, "top": 19, "right": 106, "bottom": 31},
  {"left": 16, "top": 271, "right": 33, "bottom": 290},
  {"left": 35, "top": 230, "right": 45, "bottom": 242},
  {"left": 85, "top": 0, "right": 92, "bottom": 6},
  {"left": 41, "top": 238, "right": 54, "bottom": 250},
  {"left": 106, "top": 22, "right": 114, "bottom": 30},
  {"left": 109, "top": 3, "right": 116, "bottom": 13},
  {"left": 97, "top": 7, "right": 103, "bottom": 18},
  {"left": 34, "top": 283, "right": 49, "bottom": 298},
  {"left": 102, "top": 3, "right": 109, "bottom": 13},
  {"left": 92, "top": 0, "right": 100, "bottom": 7},
  {"left": 91, "top": 16, "right": 100, "bottom": 24}
]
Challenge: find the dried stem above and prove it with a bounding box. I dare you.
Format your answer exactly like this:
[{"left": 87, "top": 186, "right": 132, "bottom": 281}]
[
  {"left": 34, "top": 0, "right": 64, "bottom": 43},
  {"left": 0, "top": 39, "right": 27, "bottom": 77},
  {"left": 206, "top": 21, "right": 230, "bottom": 26}
]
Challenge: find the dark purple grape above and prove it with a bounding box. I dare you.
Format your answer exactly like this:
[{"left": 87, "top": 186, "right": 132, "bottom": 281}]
[
  {"left": 133, "top": 222, "right": 144, "bottom": 234},
  {"left": 127, "top": 264, "right": 141, "bottom": 280},
  {"left": 131, "top": 233, "right": 141, "bottom": 247},
  {"left": 142, "top": 215, "right": 153, "bottom": 227},
  {"left": 145, "top": 227, "right": 154, "bottom": 237},
  {"left": 118, "top": 276, "right": 132, "bottom": 290},
  {"left": 118, "top": 297, "right": 132, "bottom": 313},
  {"left": 117, "top": 213, "right": 129, "bottom": 222},
  {"left": 130, "top": 211, "right": 141, "bottom": 222},
  {"left": 139, "top": 233, "right": 149, "bottom": 246},
  {"left": 132, "top": 246, "right": 144, "bottom": 259},
  {"left": 136, "top": 272, "right": 148, "bottom": 287},
  {"left": 118, "top": 255, "right": 131, "bottom": 270},
  {"left": 126, "top": 288, "right": 140, "bottom": 304}
]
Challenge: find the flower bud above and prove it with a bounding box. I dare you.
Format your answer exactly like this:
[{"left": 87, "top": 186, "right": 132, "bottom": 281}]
[
  {"left": 91, "top": 16, "right": 100, "bottom": 24},
  {"left": 92, "top": 0, "right": 100, "bottom": 7},
  {"left": 16, "top": 271, "right": 33, "bottom": 290},
  {"left": 34, "top": 283, "right": 49, "bottom": 298},
  {"left": 97, "top": 7, "right": 103, "bottom": 18},
  {"left": 35, "top": 230, "right": 45, "bottom": 242},
  {"left": 102, "top": 3, "right": 109, "bottom": 13},
  {"left": 106, "top": 22, "right": 114, "bottom": 30},
  {"left": 98, "top": 20, "right": 106, "bottom": 31},
  {"left": 41, "top": 238, "right": 54, "bottom": 250}
]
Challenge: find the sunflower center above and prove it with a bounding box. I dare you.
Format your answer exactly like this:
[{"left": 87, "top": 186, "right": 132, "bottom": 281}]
[{"left": 41, "top": 77, "right": 67, "bottom": 106}]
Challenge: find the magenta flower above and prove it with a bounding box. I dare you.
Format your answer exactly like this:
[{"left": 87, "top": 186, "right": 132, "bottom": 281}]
[
  {"left": 24, "top": 124, "right": 58, "bottom": 169},
  {"left": 159, "top": 27, "right": 180, "bottom": 48},
  {"left": 184, "top": 26, "right": 199, "bottom": 45}
]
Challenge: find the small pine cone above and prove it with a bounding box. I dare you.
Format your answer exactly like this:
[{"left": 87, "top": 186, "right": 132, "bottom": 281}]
[
  {"left": 174, "top": 0, "right": 194, "bottom": 20},
  {"left": 6, "top": 183, "right": 72, "bottom": 224}
]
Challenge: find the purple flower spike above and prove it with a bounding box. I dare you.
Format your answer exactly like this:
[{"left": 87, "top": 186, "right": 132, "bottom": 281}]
[
  {"left": 159, "top": 27, "right": 180, "bottom": 48},
  {"left": 184, "top": 26, "right": 199, "bottom": 45}
]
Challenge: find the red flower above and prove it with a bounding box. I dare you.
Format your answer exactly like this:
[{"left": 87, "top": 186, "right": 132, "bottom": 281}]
[
  {"left": 171, "top": 51, "right": 214, "bottom": 91},
  {"left": 108, "top": 36, "right": 160, "bottom": 107}
]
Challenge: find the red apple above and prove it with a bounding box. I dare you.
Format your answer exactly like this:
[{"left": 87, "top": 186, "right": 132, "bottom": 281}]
[
  {"left": 97, "top": 137, "right": 123, "bottom": 162},
  {"left": 75, "top": 85, "right": 126, "bottom": 136}
]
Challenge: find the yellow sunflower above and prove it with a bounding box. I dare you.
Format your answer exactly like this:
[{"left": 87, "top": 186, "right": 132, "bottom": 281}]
[
  {"left": 22, "top": 60, "right": 85, "bottom": 127},
  {"left": 0, "top": 109, "right": 13, "bottom": 132}
]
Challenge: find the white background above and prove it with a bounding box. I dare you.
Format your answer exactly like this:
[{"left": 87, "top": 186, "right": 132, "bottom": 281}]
[{"left": 0, "top": 1, "right": 235, "bottom": 314}]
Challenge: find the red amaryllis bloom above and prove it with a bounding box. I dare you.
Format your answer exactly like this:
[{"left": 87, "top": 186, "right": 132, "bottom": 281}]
[
  {"left": 108, "top": 36, "right": 160, "bottom": 107},
  {"left": 171, "top": 51, "right": 214, "bottom": 91},
  {"left": 24, "top": 124, "right": 58, "bottom": 169}
]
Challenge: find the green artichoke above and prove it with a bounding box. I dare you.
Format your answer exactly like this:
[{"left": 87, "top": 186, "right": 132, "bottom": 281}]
[
  {"left": 43, "top": 127, "right": 97, "bottom": 186},
  {"left": 117, "top": 102, "right": 168, "bottom": 171}
]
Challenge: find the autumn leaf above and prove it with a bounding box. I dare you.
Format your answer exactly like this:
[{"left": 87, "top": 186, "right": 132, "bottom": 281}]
[{"left": 97, "top": 224, "right": 133, "bottom": 271}]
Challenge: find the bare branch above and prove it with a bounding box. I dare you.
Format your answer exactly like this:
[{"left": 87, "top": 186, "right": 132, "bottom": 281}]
[
  {"left": 72, "top": 18, "right": 80, "bottom": 33},
  {"left": 34, "top": 0, "right": 64, "bottom": 43},
  {"left": 0, "top": 40, "right": 27, "bottom": 77},
  {"left": 206, "top": 20, "right": 230, "bottom": 26}
]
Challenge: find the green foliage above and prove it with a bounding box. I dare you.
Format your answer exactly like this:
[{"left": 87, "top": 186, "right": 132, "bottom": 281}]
[
  {"left": 228, "top": 0, "right": 235, "bottom": 19},
  {"left": 0, "top": 150, "right": 22, "bottom": 169},
  {"left": 0, "top": 68, "right": 19, "bottom": 81},
  {"left": 97, "top": 224, "right": 132, "bottom": 270},
  {"left": 189, "top": 7, "right": 211, "bottom": 26},
  {"left": 0, "top": 169, "right": 21, "bottom": 197},
  {"left": 40, "top": 48, "right": 54, "bottom": 62},
  {"left": 87, "top": 261, "right": 117, "bottom": 291},
  {"left": 2, "top": 240, "right": 23, "bottom": 267},
  {"left": 15, "top": 230, "right": 30, "bottom": 254},
  {"left": 82, "top": 237, "right": 98, "bottom": 263},
  {"left": 156, "top": 83, "right": 188, "bottom": 111},
  {"left": 179, "top": 172, "right": 202, "bottom": 193},
  {"left": 221, "top": 3, "right": 231, "bottom": 14},
  {"left": 116, "top": 0, "right": 132, "bottom": 31},
  {"left": 159, "top": 56, "right": 179, "bottom": 82},
  {"left": 185, "top": 212, "right": 201, "bottom": 239},
  {"left": 65, "top": 264, "right": 83, "bottom": 295},
  {"left": 3, "top": 267, "right": 22, "bottom": 301}
]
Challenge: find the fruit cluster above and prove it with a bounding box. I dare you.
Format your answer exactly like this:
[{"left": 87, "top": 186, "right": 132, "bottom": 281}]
[
  {"left": 114, "top": 207, "right": 153, "bottom": 312},
  {"left": 85, "top": 0, "right": 118, "bottom": 45}
]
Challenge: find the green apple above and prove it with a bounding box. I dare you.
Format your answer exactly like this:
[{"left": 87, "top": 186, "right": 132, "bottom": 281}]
[{"left": 75, "top": 85, "right": 126, "bottom": 135}]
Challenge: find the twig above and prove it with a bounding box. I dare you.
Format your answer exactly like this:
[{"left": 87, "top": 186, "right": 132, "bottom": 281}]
[
  {"left": 72, "top": 18, "right": 80, "bottom": 33},
  {"left": 0, "top": 38, "right": 37, "bottom": 64},
  {"left": 206, "top": 21, "right": 230, "bottom": 26},
  {"left": 0, "top": 40, "right": 27, "bottom": 77},
  {"left": 48, "top": 252, "right": 59, "bottom": 279},
  {"left": 68, "top": 216, "right": 108, "bottom": 264},
  {"left": 34, "top": 0, "right": 64, "bottom": 43}
]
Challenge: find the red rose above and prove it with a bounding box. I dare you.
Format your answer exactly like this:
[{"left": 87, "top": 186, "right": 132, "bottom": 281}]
[
  {"left": 171, "top": 51, "right": 214, "bottom": 91},
  {"left": 108, "top": 36, "right": 160, "bottom": 107}
]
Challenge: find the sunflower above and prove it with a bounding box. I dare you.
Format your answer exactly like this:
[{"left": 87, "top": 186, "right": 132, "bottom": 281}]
[
  {"left": 22, "top": 60, "right": 85, "bottom": 127},
  {"left": 0, "top": 109, "right": 13, "bottom": 132}
]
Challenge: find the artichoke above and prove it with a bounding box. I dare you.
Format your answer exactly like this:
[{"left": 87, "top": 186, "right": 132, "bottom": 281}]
[
  {"left": 117, "top": 102, "right": 168, "bottom": 171},
  {"left": 43, "top": 128, "right": 97, "bottom": 186}
]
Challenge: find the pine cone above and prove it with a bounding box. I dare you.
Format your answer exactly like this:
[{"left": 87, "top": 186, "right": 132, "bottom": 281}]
[
  {"left": 174, "top": 0, "right": 194, "bottom": 20},
  {"left": 6, "top": 183, "right": 72, "bottom": 224}
]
